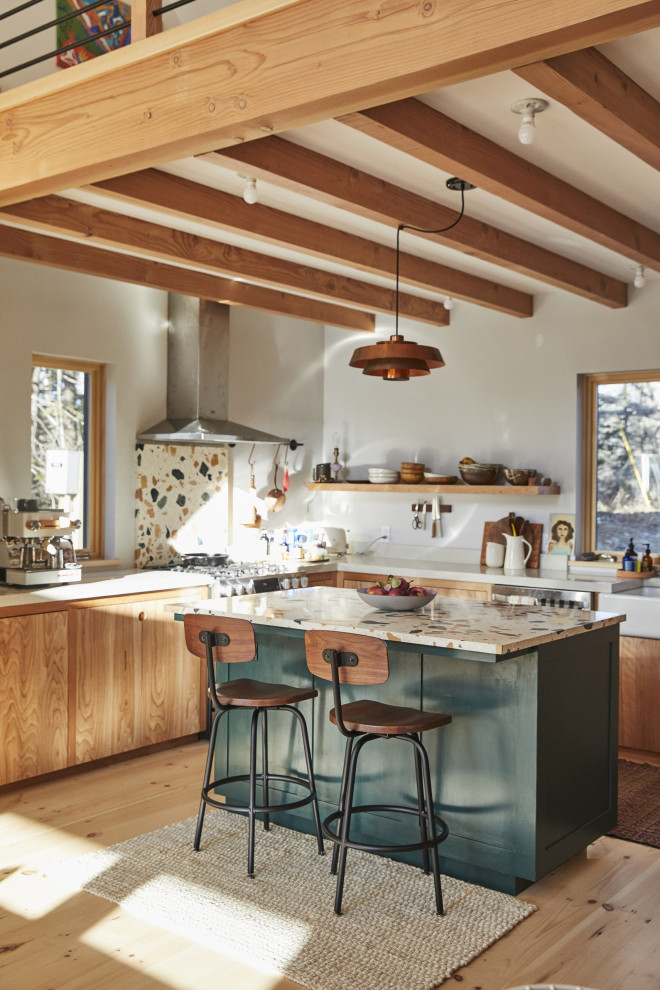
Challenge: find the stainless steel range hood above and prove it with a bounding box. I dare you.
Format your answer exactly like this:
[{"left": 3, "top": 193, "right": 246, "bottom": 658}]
[{"left": 137, "top": 296, "right": 296, "bottom": 447}]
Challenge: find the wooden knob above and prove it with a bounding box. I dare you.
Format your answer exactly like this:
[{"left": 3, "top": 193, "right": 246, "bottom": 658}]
[{"left": 138, "top": 611, "right": 146, "bottom": 621}]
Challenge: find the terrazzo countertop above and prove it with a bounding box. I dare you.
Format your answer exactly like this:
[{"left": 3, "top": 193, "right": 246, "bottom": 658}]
[{"left": 181, "top": 585, "right": 625, "bottom": 658}]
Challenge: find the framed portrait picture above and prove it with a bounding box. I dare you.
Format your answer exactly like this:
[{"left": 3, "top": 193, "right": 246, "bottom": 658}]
[{"left": 548, "top": 513, "right": 576, "bottom": 555}]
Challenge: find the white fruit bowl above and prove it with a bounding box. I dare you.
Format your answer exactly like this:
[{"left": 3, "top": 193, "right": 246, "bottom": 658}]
[{"left": 356, "top": 589, "right": 436, "bottom": 611}]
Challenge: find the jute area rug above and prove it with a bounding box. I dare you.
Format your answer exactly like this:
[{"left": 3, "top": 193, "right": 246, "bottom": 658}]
[
  {"left": 608, "top": 760, "right": 660, "bottom": 847},
  {"left": 54, "top": 813, "right": 536, "bottom": 990}
]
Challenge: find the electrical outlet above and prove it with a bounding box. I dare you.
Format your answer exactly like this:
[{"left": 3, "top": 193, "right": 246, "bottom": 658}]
[{"left": 381, "top": 526, "right": 390, "bottom": 542}]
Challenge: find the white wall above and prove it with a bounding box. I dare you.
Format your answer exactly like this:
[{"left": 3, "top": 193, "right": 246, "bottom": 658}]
[
  {"left": 318, "top": 283, "right": 660, "bottom": 554},
  {"left": 0, "top": 258, "right": 168, "bottom": 563}
]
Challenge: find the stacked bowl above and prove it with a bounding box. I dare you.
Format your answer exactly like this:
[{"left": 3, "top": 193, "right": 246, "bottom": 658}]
[
  {"left": 368, "top": 467, "right": 400, "bottom": 484},
  {"left": 400, "top": 461, "right": 425, "bottom": 484}
]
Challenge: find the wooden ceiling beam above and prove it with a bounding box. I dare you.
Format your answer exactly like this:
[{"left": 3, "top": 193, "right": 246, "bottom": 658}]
[
  {"left": 0, "top": 223, "right": 376, "bottom": 331},
  {"left": 514, "top": 47, "right": 660, "bottom": 171},
  {"left": 1, "top": 0, "right": 659, "bottom": 204},
  {"left": 88, "top": 169, "right": 532, "bottom": 318},
  {"left": 210, "top": 138, "right": 627, "bottom": 307},
  {"left": 0, "top": 198, "right": 448, "bottom": 326},
  {"left": 339, "top": 98, "right": 660, "bottom": 272}
]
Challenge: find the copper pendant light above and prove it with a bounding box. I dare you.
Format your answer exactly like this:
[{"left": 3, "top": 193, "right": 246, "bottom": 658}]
[{"left": 349, "top": 178, "right": 474, "bottom": 381}]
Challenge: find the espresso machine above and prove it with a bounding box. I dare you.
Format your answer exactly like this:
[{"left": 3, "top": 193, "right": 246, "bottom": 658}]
[{"left": 0, "top": 498, "right": 82, "bottom": 585}]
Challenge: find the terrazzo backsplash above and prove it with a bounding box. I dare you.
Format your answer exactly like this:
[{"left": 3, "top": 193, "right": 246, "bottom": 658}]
[{"left": 135, "top": 444, "right": 229, "bottom": 567}]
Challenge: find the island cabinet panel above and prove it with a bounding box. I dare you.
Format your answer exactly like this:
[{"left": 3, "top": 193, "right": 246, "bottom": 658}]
[
  {"left": 619, "top": 635, "right": 660, "bottom": 753},
  {"left": 72, "top": 592, "right": 206, "bottom": 764},
  {"left": 0, "top": 611, "right": 69, "bottom": 785}
]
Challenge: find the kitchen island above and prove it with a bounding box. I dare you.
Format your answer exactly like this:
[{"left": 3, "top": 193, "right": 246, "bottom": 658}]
[{"left": 180, "top": 587, "right": 625, "bottom": 894}]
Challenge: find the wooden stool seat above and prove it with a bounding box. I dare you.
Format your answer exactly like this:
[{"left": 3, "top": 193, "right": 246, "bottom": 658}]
[
  {"left": 214, "top": 678, "right": 317, "bottom": 708},
  {"left": 330, "top": 700, "right": 452, "bottom": 735},
  {"left": 184, "top": 612, "right": 324, "bottom": 877}
]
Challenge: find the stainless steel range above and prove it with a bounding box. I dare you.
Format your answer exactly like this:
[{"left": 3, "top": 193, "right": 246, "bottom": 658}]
[{"left": 157, "top": 553, "right": 309, "bottom": 598}]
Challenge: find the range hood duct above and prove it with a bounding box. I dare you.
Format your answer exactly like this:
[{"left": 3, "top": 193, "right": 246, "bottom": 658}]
[{"left": 137, "top": 296, "right": 297, "bottom": 448}]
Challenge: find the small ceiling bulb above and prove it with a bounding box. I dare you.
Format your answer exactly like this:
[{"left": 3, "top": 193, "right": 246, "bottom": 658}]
[
  {"left": 633, "top": 265, "right": 646, "bottom": 289},
  {"left": 511, "top": 98, "right": 548, "bottom": 146},
  {"left": 243, "top": 177, "right": 258, "bottom": 205},
  {"left": 443, "top": 297, "right": 454, "bottom": 311}
]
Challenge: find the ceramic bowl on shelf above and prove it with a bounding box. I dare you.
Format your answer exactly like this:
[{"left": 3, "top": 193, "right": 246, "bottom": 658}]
[
  {"left": 424, "top": 473, "right": 458, "bottom": 484},
  {"left": 503, "top": 467, "right": 535, "bottom": 486},
  {"left": 400, "top": 461, "right": 425, "bottom": 484},
  {"left": 356, "top": 589, "right": 436, "bottom": 610},
  {"left": 458, "top": 460, "right": 502, "bottom": 485},
  {"left": 368, "top": 468, "right": 400, "bottom": 483}
]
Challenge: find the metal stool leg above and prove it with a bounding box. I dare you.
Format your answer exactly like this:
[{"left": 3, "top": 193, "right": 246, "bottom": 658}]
[
  {"left": 261, "top": 709, "right": 270, "bottom": 832},
  {"left": 289, "top": 704, "right": 325, "bottom": 855},
  {"left": 194, "top": 706, "right": 225, "bottom": 851},
  {"left": 331, "top": 735, "right": 356, "bottom": 874},
  {"left": 247, "top": 708, "right": 260, "bottom": 878},
  {"left": 413, "top": 739, "right": 431, "bottom": 875},
  {"left": 414, "top": 736, "right": 444, "bottom": 915},
  {"left": 334, "top": 734, "right": 370, "bottom": 915}
]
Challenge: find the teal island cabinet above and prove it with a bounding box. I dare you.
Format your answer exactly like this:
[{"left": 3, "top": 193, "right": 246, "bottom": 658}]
[{"left": 178, "top": 587, "right": 625, "bottom": 894}]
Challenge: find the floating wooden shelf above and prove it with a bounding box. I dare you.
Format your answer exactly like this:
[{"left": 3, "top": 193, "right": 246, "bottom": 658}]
[{"left": 305, "top": 482, "right": 561, "bottom": 495}]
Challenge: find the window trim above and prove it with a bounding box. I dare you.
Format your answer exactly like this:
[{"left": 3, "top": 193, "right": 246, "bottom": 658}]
[
  {"left": 581, "top": 368, "right": 660, "bottom": 554},
  {"left": 32, "top": 354, "right": 106, "bottom": 559}
]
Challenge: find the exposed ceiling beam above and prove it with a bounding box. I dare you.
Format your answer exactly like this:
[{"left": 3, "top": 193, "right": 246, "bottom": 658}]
[
  {"left": 209, "top": 137, "right": 627, "bottom": 308},
  {"left": 339, "top": 98, "right": 660, "bottom": 272},
  {"left": 87, "top": 169, "right": 532, "bottom": 318},
  {"left": 514, "top": 47, "right": 660, "bottom": 171},
  {"left": 1, "top": 0, "right": 659, "bottom": 204},
  {"left": 0, "top": 223, "right": 376, "bottom": 331},
  {"left": 0, "top": 198, "right": 448, "bottom": 326}
]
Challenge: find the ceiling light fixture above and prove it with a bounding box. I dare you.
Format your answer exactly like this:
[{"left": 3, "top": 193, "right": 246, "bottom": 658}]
[
  {"left": 511, "top": 98, "right": 548, "bottom": 146},
  {"left": 242, "top": 176, "right": 258, "bottom": 204},
  {"left": 443, "top": 297, "right": 454, "bottom": 311},
  {"left": 633, "top": 264, "right": 646, "bottom": 288},
  {"left": 349, "top": 178, "right": 475, "bottom": 381}
]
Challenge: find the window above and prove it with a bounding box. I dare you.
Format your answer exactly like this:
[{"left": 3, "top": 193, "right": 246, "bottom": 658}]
[
  {"left": 581, "top": 370, "right": 660, "bottom": 554},
  {"left": 31, "top": 355, "right": 105, "bottom": 558}
]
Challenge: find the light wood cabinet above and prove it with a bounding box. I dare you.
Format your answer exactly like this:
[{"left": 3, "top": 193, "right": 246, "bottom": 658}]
[
  {"left": 72, "top": 591, "right": 206, "bottom": 764},
  {"left": 0, "top": 611, "right": 69, "bottom": 785},
  {"left": 306, "top": 570, "right": 338, "bottom": 587},
  {"left": 619, "top": 635, "right": 660, "bottom": 753}
]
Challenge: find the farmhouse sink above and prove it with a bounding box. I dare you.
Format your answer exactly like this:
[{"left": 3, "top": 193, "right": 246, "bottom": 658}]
[{"left": 599, "top": 583, "right": 660, "bottom": 639}]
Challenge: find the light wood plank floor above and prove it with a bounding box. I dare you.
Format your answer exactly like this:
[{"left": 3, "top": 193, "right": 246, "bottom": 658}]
[{"left": 1, "top": 742, "right": 658, "bottom": 990}]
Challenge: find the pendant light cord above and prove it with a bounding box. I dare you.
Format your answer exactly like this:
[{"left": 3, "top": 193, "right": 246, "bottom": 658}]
[{"left": 395, "top": 183, "right": 469, "bottom": 334}]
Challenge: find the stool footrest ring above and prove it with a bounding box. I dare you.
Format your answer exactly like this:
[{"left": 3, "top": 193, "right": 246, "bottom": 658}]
[
  {"left": 203, "top": 772, "right": 319, "bottom": 816},
  {"left": 322, "top": 804, "right": 448, "bottom": 855}
]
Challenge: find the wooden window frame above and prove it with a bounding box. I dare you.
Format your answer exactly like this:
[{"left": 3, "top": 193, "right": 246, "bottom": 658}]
[
  {"left": 581, "top": 368, "right": 660, "bottom": 554},
  {"left": 32, "top": 354, "right": 106, "bottom": 559}
]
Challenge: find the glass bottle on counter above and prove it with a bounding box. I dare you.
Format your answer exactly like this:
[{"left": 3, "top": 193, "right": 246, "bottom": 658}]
[
  {"left": 641, "top": 543, "right": 654, "bottom": 572},
  {"left": 622, "top": 539, "right": 638, "bottom": 571}
]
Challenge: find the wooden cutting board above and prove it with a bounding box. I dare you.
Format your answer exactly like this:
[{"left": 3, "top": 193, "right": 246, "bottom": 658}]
[{"left": 480, "top": 518, "right": 543, "bottom": 570}]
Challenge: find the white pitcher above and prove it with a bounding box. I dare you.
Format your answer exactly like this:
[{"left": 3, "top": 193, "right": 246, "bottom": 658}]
[{"left": 502, "top": 532, "right": 532, "bottom": 572}]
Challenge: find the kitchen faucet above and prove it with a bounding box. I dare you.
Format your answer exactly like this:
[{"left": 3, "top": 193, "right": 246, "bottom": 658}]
[{"left": 260, "top": 532, "right": 271, "bottom": 556}]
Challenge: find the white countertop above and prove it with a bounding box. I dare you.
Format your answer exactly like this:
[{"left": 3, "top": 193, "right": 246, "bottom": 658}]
[
  {"left": 180, "top": 586, "right": 625, "bottom": 658},
  {"left": 0, "top": 570, "right": 212, "bottom": 610},
  {"left": 310, "top": 554, "right": 639, "bottom": 594}
]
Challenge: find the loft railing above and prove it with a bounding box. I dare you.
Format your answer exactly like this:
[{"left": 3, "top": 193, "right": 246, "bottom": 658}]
[{"left": 0, "top": 0, "right": 200, "bottom": 81}]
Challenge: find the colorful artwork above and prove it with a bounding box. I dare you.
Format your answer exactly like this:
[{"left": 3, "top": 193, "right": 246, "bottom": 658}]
[{"left": 56, "top": 0, "right": 130, "bottom": 68}]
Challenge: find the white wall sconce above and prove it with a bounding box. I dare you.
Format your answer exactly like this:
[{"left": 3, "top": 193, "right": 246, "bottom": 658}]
[
  {"left": 511, "top": 98, "right": 548, "bottom": 146},
  {"left": 443, "top": 297, "right": 454, "bottom": 311},
  {"left": 633, "top": 265, "right": 646, "bottom": 288}
]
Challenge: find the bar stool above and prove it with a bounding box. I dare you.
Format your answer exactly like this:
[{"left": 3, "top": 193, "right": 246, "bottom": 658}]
[
  {"left": 305, "top": 628, "right": 452, "bottom": 915},
  {"left": 184, "top": 613, "right": 324, "bottom": 876}
]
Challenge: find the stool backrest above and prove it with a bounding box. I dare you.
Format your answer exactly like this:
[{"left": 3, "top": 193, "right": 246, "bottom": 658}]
[
  {"left": 184, "top": 613, "right": 257, "bottom": 664},
  {"left": 305, "top": 629, "right": 389, "bottom": 685}
]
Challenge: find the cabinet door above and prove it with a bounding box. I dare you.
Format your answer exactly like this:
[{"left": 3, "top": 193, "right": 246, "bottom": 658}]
[
  {"left": 412, "top": 578, "right": 492, "bottom": 601},
  {"left": 0, "top": 611, "right": 68, "bottom": 785},
  {"left": 619, "top": 636, "right": 660, "bottom": 753},
  {"left": 74, "top": 601, "right": 142, "bottom": 763},
  {"left": 139, "top": 597, "right": 205, "bottom": 746},
  {"left": 306, "top": 571, "right": 338, "bottom": 587}
]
